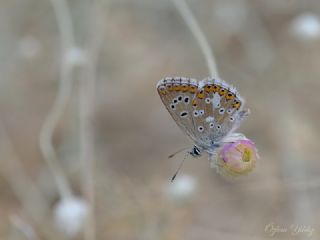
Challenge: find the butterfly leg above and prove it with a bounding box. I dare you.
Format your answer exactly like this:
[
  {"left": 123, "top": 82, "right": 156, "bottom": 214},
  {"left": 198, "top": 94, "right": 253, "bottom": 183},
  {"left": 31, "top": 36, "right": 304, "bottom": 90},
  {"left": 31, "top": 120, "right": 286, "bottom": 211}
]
[{"left": 208, "top": 152, "right": 218, "bottom": 168}]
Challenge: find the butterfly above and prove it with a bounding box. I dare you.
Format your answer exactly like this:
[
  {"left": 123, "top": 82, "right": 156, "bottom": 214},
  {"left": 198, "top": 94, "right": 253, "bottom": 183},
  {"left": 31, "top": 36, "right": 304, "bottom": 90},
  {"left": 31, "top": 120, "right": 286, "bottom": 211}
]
[{"left": 157, "top": 77, "right": 256, "bottom": 178}]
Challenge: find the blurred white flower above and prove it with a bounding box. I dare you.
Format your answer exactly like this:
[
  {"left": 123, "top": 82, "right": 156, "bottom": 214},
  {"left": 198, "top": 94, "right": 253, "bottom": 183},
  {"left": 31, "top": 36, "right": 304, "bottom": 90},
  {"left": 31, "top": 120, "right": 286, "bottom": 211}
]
[
  {"left": 18, "top": 36, "right": 42, "bottom": 59},
  {"left": 167, "top": 174, "right": 197, "bottom": 201},
  {"left": 54, "top": 196, "right": 88, "bottom": 237},
  {"left": 290, "top": 13, "right": 320, "bottom": 41},
  {"left": 64, "top": 47, "right": 87, "bottom": 67}
]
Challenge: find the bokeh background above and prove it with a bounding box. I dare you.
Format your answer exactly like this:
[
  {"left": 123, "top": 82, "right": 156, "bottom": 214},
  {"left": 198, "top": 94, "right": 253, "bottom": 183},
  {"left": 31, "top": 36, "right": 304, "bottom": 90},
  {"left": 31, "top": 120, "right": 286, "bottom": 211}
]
[{"left": 0, "top": 0, "right": 320, "bottom": 239}]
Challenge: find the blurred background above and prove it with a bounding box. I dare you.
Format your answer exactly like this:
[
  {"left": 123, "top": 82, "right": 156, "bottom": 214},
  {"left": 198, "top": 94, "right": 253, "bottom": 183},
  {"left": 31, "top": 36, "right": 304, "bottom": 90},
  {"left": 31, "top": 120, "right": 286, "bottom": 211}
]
[{"left": 0, "top": 0, "right": 320, "bottom": 239}]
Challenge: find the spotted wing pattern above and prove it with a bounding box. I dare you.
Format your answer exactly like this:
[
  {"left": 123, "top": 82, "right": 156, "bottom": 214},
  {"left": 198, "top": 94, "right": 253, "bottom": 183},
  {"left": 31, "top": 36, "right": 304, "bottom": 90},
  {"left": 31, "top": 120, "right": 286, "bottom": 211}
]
[{"left": 157, "top": 77, "right": 247, "bottom": 149}]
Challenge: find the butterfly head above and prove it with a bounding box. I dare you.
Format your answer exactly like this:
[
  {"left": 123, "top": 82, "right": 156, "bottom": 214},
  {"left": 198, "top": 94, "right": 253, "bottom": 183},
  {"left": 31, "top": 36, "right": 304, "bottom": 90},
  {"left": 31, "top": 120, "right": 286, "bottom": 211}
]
[{"left": 189, "top": 145, "right": 202, "bottom": 157}]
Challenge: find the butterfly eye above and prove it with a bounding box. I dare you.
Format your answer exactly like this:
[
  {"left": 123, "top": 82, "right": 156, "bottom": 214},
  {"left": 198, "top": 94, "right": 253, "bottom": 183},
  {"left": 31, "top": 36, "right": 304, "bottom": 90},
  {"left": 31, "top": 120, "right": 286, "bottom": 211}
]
[
  {"left": 184, "top": 96, "right": 190, "bottom": 104},
  {"left": 199, "top": 110, "right": 204, "bottom": 115},
  {"left": 227, "top": 109, "right": 233, "bottom": 114},
  {"left": 229, "top": 117, "right": 235, "bottom": 122},
  {"left": 173, "top": 98, "right": 178, "bottom": 104},
  {"left": 216, "top": 125, "right": 221, "bottom": 130},
  {"left": 177, "top": 96, "right": 183, "bottom": 102},
  {"left": 209, "top": 122, "right": 214, "bottom": 128}
]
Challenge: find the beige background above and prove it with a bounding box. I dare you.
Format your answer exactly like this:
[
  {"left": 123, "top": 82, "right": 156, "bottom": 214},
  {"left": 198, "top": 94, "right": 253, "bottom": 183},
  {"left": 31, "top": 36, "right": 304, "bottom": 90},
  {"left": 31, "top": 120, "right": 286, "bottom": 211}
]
[{"left": 0, "top": 0, "right": 319, "bottom": 239}]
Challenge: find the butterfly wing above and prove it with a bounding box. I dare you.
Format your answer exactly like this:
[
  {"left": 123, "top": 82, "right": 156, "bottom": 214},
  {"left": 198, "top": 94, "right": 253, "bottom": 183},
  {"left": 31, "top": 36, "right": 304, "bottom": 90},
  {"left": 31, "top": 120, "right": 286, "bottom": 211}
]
[
  {"left": 157, "top": 77, "right": 201, "bottom": 145},
  {"left": 199, "top": 78, "right": 249, "bottom": 144},
  {"left": 157, "top": 77, "right": 248, "bottom": 149}
]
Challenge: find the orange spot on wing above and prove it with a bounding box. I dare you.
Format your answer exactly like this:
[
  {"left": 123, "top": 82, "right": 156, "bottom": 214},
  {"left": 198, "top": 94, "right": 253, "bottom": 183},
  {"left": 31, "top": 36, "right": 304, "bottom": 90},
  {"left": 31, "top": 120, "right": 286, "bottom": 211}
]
[
  {"left": 197, "top": 90, "right": 205, "bottom": 99},
  {"left": 232, "top": 99, "right": 242, "bottom": 110},
  {"left": 189, "top": 85, "right": 197, "bottom": 93},
  {"left": 192, "top": 99, "right": 198, "bottom": 107},
  {"left": 225, "top": 91, "right": 235, "bottom": 100},
  {"left": 204, "top": 84, "right": 214, "bottom": 93},
  {"left": 181, "top": 85, "right": 189, "bottom": 92},
  {"left": 159, "top": 89, "right": 167, "bottom": 95},
  {"left": 212, "top": 84, "right": 220, "bottom": 93},
  {"left": 166, "top": 84, "right": 174, "bottom": 92},
  {"left": 173, "top": 84, "right": 181, "bottom": 91},
  {"left": 219, "top": 88, "right": 226, "bottom": 96}
]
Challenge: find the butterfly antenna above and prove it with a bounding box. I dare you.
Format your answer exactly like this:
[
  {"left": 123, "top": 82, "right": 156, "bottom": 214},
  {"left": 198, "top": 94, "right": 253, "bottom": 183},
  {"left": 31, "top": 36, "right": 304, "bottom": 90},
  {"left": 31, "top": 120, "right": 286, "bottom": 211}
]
[
  {"left": 171, "top": 152, "right": 189, "bottom": 182},
  {"left": 168, "top": 147, "right": 189, "bottom": 159}
]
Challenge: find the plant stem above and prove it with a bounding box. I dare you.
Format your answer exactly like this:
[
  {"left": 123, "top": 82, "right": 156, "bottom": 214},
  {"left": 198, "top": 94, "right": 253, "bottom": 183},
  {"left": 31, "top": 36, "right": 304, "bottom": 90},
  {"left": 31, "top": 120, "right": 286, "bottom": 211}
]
[
  {"left": 172, "top": 0, "right": 219, "bottom": 78},
  {"left": 40, "top": 0, "right": 76, "bottom": 199}
]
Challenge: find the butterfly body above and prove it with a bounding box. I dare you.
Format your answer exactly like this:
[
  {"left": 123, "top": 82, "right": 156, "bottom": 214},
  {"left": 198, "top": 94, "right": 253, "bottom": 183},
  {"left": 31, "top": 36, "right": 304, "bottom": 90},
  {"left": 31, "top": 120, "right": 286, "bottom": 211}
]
[{"left": 157, "top": 76, "right": 248, "bottom": 153}]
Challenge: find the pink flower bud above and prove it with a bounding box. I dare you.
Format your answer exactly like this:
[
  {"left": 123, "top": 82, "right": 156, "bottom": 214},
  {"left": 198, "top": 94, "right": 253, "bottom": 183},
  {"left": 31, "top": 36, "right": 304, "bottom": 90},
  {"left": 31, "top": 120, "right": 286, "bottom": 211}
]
[{"left": 216, "top": 139, "right": 258, "bottom": 178}]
